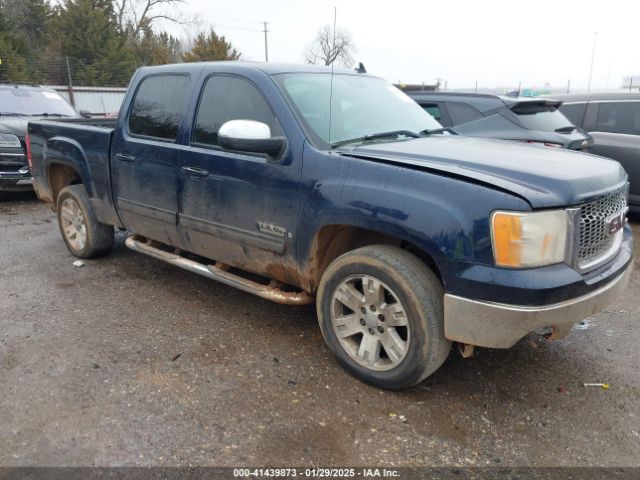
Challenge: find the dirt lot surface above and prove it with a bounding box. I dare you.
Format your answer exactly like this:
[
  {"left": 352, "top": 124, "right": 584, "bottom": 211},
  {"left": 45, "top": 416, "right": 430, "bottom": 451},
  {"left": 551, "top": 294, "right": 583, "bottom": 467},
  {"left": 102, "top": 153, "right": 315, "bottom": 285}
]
[{"left": 1, "top": 193, "right": 639, "bottom": 467}]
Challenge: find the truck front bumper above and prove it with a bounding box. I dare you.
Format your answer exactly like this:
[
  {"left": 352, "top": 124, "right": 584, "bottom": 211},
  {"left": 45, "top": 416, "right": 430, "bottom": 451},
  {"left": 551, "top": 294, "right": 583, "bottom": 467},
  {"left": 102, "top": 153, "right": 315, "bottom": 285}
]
[
  {"left": 444, "top": 259, "right": 633, "bottom": 348},
  {"left": 0, "top": 166, "right": 33, "bottom": 192}
]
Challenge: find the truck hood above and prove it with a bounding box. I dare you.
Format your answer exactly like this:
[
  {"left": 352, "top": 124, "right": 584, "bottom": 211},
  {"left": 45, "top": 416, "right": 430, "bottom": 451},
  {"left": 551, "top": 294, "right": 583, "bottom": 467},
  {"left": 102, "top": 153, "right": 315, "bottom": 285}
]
[
  {"left": 0, "top": 118, "right": 29, "bottom": 139},
  {"left": 337, "top": 136, "right": 627, "bottom": 208}
]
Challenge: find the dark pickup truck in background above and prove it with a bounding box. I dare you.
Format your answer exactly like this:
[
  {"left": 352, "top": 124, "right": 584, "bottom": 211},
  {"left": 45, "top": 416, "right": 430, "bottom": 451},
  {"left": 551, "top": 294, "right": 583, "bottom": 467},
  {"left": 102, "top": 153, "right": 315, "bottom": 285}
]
[
  {"left": 27, "top": 62, "right": 633, "bottom": 390},
  {"left": 0, "top": 84, "right": 80, "bottom": 198}
]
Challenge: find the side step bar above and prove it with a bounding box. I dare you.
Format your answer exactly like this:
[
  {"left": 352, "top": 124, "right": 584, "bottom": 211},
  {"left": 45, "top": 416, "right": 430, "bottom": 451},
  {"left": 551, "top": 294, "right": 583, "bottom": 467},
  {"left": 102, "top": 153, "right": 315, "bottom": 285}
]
[{"left": 125, "top": 236, "right": 314, "bottom": 305}]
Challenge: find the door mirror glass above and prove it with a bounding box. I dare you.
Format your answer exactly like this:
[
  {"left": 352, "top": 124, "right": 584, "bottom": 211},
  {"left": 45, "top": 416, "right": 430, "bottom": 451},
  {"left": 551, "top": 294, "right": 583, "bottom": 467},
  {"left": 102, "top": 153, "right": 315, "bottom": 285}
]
[{"left": 218, "top": 120, "right": 286, "bottom": 156}]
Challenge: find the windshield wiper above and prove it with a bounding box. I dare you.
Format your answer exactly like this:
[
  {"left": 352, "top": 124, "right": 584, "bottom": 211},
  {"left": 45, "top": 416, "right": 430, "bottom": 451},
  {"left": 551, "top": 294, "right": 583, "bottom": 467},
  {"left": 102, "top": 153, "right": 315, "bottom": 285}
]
[
  {"left": 554, "top": 126, "right": 577, "bottom": 133},
  {"left": 0, "top": 112, "right": 28, "bottom": 116},
  {"left": 31, "top": 113, "right": 70, "bottom": 117},
  {"left": 363, "top": 130, "right": 421, "bottom": 141},
  {"left": 330, "top": 130, "right": 421, "bottom": 149},
  {"left": 420, "top": 127, "right": 458, "bottom": 135}
]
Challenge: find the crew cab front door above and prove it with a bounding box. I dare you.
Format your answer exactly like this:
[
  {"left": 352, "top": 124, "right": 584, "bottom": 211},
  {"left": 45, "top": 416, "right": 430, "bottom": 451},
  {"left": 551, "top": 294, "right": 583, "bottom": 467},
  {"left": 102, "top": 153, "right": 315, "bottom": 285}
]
[
  {"left": 177, "top": 74, "right": 302, "bottom": 283},
  {"left": 111, "top": 74, "right": 192, "bottom": 247}
]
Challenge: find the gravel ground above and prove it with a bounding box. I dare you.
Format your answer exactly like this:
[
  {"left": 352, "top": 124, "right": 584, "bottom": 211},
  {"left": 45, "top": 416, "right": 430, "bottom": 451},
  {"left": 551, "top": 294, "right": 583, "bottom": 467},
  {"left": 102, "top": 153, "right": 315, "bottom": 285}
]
[{"left": 1, "top": 192, "right": 639, "bottom": 468}]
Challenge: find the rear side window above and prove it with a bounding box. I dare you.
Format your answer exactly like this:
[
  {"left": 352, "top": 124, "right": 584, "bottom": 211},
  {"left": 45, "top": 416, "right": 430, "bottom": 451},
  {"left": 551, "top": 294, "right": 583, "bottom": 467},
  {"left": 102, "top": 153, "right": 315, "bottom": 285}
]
[
  {"left": 193, "top": 75, "right": 283, "bottom": 147},
  {"left": 559, "top": 103, "right": 587, "bottom": 127},
  {"left": 595, "top": 102, "right": 640, "bottom": 135},
  {"left": 511, "top": 103, "right": 574, "bottom": 131},
  {"left": 129, "top": 75, "right": 190, "bottom": 141},
  {"left": 446, "top": 102, "right": 483, "bottom": 125},
  {"left": 420, "top": 103, "right": 442, "bottom": 121}
]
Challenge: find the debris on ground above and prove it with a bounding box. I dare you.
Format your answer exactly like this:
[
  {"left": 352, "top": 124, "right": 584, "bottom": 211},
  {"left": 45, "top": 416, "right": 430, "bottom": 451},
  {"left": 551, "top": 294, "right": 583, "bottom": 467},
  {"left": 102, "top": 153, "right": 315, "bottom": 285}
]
[
  {"left": 574, "top": 319, "right": 592, "bottom": 330},
  {"left": 72, "top": 260, "right": 85, "bottom": 267},
  {"left": 557, "top": 386, "right": 566, "bottom": 393},
  {"left": 584, "top": 383, "right": 609, "bottom": 389},
  {"left": 171, "top": 353, "right": 182, "bottom": 362}
]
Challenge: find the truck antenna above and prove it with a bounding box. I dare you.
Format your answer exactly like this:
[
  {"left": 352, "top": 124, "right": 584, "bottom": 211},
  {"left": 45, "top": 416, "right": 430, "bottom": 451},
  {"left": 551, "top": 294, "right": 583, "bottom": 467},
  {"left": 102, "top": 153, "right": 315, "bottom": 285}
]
[{"left": 327, "top": 6, "right": 337, "bottom": 148}]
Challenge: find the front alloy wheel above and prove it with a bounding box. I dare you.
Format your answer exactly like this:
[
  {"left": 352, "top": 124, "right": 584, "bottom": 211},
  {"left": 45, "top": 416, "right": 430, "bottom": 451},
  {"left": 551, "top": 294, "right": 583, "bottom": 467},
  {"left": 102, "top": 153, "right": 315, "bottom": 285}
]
[
  {"left": 317, "top": 245, "right": 452, "bottom": 390},
  {"left": 331, "top": 274, "right": 410, "bottom": 371}
]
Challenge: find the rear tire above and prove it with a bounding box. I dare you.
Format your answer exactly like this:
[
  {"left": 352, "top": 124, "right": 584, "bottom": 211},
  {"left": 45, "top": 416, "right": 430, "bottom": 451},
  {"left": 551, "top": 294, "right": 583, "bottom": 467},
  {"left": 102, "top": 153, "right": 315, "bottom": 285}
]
[
  {"left": 317, "top": 245, "right": 451, "bottom": 390},
  {"left": 57, "top": 185, "right": 113, "bottom": 258}
]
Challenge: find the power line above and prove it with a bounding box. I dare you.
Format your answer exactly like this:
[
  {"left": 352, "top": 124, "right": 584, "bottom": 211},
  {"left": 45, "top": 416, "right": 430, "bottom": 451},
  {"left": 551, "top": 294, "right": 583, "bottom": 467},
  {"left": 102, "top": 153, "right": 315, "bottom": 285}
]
[
  {"left": 208, "top": 22, "right": 264, "bottom": 32},
  {"left": 197, "top": 14, "right": 264, "bottom": 25}
]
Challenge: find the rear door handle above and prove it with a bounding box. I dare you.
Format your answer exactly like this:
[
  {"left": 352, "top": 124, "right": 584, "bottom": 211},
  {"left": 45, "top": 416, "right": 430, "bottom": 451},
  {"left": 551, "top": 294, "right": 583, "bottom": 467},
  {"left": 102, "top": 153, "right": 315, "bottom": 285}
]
[
  {"left": 181, "top": 166, "right": 209, "bottom": 177},
  {"left": 115, "top": 153, "right": 136, "bottom": 163}
]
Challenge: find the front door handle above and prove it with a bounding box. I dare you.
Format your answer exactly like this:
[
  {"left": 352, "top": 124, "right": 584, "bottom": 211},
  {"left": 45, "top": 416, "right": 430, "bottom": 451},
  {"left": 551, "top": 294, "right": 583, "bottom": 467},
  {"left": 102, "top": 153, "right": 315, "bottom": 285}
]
[
  {"left": 115, "top": 153, "right": 136, "bottom": 163},
  {"left": 181, "top": 166, "right": 209, "bottom": 177}
]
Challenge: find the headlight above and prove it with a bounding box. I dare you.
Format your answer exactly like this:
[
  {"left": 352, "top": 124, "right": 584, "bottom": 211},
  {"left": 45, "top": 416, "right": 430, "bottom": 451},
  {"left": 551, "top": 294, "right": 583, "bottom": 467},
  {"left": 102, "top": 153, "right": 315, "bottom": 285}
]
[
  {"left": 0, "top": 133, "right": 22, "bottom": 149},
  {"left": 491, "top": 210, "right": 569, "bottom": 268}
]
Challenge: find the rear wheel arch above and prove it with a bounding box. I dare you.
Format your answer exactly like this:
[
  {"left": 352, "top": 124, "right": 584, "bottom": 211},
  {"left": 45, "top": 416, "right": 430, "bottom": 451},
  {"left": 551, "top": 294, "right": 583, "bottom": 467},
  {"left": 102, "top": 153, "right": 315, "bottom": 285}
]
[{"left": 48, "top": 162, "right": 84, "bottom": 205}]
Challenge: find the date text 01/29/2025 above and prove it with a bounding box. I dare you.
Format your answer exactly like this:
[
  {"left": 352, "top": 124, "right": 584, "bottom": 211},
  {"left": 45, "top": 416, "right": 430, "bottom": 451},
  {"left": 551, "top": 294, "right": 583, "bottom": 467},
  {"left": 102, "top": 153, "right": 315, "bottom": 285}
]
[{"left": 232, "top": 468, "right": 400, "bottom": 477}]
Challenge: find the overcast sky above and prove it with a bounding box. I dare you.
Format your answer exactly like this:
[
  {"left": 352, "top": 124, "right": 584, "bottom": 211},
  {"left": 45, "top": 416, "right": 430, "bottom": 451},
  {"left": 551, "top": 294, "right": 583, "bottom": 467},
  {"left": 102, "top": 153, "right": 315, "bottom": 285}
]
[{"left": 169, "top": 0, "right": 640, "bottom": 91}]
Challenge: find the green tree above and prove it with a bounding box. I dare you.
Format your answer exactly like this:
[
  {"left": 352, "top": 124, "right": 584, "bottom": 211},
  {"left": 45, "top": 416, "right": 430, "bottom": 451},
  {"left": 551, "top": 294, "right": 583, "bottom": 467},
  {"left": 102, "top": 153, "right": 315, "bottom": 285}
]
[
  {"left": 0, "top": 0, "right": 52, "bottom": 82},
  {"left": 132, "top": 27, "right": 182, "bottom": 66},
  {"left": 0, "top": 0, "right": 51, "bottom": 56},
  {"left": 52, "top": 0, "right": 136, "bottom": 86},
  {"left": 0, "top": 33, "right": 31, "bottom": 83},
  {"left": 181, "top": 29, "right": 240, "bottom": 62}
]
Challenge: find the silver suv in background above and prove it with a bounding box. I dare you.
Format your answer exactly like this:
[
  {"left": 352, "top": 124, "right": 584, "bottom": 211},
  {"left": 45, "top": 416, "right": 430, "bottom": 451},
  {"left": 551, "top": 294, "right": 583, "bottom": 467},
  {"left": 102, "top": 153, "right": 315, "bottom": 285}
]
[
  {"left": 552, "top": 93, "right": 640, "bottom": 213},
  {"left": 406, "top": 92, "right": 593, "bottom": 150}
]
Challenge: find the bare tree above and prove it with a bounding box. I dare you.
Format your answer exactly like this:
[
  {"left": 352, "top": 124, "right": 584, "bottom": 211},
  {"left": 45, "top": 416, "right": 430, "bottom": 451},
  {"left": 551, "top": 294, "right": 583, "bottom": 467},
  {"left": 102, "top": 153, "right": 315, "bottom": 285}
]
[
  {"left": 113, "top": 0, "right": 193, "bottom": 38},
  {"left": 304, "top": 25, "right": 356, "bottom": 67}
]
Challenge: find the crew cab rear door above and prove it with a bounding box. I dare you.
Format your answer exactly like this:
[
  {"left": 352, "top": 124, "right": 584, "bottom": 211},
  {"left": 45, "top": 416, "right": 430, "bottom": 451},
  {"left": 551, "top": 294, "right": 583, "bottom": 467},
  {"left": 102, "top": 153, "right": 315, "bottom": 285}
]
[
  {"left": 177, "top": 73, "right": 302, "bottom": 282},
  {"left": 110, "top": 73, "right": 193, "bottom": 247}
]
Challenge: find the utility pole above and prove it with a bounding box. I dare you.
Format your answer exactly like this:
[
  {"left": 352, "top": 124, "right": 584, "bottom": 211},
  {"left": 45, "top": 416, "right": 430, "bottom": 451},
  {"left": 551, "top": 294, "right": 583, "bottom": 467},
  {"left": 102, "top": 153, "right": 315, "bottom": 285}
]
[
  {"left": 263, "top": 21, "right": 269, "bottom": 62},
  {"left": 65, "top": 56, "right": 76, "bottom": 107},
  {"left": 587, "top": 32, "right": 598, "bottom": 93}
]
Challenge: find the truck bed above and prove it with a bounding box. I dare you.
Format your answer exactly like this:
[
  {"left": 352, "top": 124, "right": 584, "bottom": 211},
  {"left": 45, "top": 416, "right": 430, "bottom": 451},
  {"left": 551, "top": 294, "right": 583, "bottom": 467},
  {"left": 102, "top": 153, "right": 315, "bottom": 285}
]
[{"left": 28, "top": 117, "right": 120, "bottom": 226}]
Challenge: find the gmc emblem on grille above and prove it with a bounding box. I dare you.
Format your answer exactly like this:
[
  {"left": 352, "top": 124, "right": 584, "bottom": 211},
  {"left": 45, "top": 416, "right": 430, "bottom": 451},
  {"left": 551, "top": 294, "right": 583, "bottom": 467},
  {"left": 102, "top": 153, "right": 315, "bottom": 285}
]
[{"left": 607, "top": 209, "right": 628, "bottom": 235}]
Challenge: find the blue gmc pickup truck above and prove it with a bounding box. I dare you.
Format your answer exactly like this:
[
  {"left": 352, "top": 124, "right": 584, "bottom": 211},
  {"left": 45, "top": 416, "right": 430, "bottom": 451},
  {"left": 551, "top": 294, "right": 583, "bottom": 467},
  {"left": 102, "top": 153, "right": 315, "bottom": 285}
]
[{"left": 27, "top": 62, "right": 633, "bottom": 390}]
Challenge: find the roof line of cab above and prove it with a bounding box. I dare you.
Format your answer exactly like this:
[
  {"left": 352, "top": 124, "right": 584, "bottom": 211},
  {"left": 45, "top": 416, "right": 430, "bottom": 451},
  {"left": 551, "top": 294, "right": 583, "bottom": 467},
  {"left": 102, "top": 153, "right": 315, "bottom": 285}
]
[{"left": 135, "top": 61, "right": 368, "bottom": 78}]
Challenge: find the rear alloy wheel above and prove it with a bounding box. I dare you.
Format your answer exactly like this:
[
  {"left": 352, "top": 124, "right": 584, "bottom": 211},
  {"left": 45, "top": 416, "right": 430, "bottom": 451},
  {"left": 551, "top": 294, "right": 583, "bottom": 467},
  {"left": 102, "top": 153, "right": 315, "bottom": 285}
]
[
  {"left": 60, "top": 197, "right": 88, "bottom": 252},
  {"left": 57, "top": 185, "right": 113, "bottom": 258},
  {"left": 317, "top": 245, "right": 451, "bottom": 390}
]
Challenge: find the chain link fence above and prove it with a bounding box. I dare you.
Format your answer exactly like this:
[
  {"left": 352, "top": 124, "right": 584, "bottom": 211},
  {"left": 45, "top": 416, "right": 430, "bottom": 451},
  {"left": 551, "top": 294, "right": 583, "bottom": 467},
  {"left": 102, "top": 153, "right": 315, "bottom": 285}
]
[{"left": 0, "top": 55, "right": 136, "bottom": 88}]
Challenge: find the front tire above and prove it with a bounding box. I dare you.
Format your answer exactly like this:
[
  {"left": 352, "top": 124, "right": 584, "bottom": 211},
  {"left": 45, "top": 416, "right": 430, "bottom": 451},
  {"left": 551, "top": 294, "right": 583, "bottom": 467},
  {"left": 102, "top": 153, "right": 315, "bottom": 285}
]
[
  {"left": 317, "top": 245, "right": 451, "bottom": 390},
  {"left": 57, "top": 185, "right": 114, "bottom": 258}
]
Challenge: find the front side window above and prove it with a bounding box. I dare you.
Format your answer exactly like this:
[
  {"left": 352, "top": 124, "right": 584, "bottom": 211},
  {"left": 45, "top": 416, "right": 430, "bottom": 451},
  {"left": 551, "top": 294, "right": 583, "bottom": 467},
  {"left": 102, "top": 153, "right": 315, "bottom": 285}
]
[
  {"left": 129, "top": 75, "right": 190, "bottom": 141},
  {"left": 274, "top": 73, "right": 442, "bottom": 148},
  {"left": 193, "top": 76, "right": 283, "bottom": 147},
  {"left": 420, "top": 103, "right": 442, "bottom": 121},
  {"left": 595, "top": 102, "right": 640, "bottom": 135}
]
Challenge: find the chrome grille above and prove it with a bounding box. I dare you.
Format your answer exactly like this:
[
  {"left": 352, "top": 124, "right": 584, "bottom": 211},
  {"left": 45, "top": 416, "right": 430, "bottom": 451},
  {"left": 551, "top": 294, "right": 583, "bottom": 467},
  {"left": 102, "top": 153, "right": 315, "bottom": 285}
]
[{"left": 577, "top": 188, "right": 627, "bottom": 265}]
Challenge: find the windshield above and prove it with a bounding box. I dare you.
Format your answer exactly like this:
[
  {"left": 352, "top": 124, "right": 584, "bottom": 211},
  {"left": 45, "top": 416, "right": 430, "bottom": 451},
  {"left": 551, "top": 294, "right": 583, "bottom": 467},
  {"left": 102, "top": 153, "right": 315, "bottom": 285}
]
[
  {"left": 274, "top": 73, "right": 442, "bottom": 148},
  {"left": 511, "top": 103, "right": 575, "bottom": 132},
  {"left": 0, "top": 88, "right": 78, "bottom": 116}
]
